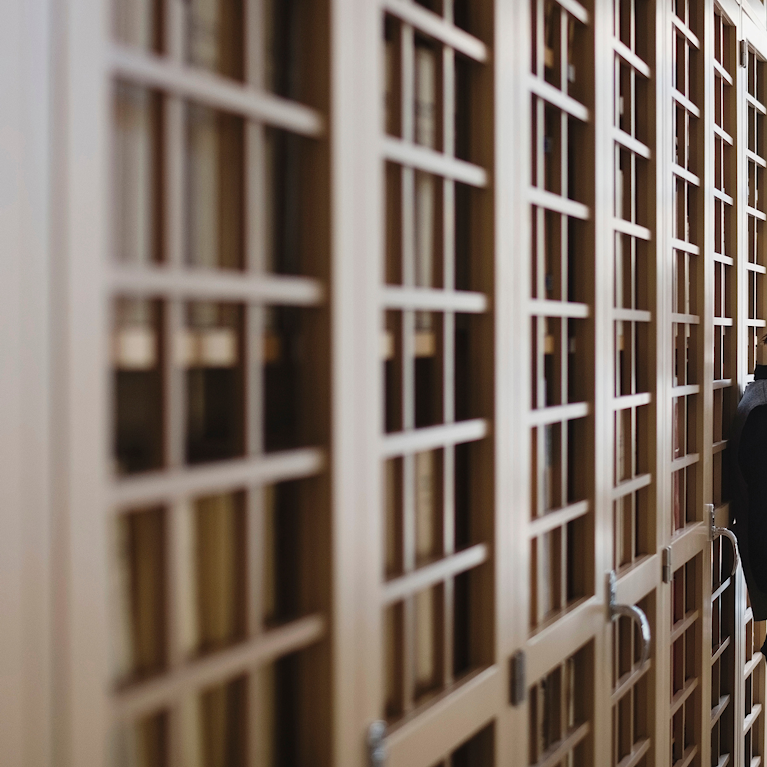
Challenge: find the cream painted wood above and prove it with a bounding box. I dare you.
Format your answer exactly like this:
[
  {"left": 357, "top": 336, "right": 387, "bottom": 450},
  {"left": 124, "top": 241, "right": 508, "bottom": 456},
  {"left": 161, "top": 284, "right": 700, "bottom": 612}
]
[
  {"left": 0, "top": 0, "right": 54, "bottom": 766},
  {"left": 0, "top": 2, "right": 30, "bottom": 766},
  {"left": 56, "top": 0, "right": 112, "bottom": 765}
]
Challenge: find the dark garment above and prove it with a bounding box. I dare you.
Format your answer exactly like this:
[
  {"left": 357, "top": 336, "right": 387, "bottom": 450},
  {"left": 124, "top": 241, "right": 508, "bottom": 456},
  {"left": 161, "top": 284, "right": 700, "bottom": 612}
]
[
  {"left": 738, "top": 403, "right": 767, "bottom": 596},
  {"left": 731, "top": 373, "right": 767, "bottom": 621},
  {"left": 738, "top": 365, "right": 767, "bottom": 655}
]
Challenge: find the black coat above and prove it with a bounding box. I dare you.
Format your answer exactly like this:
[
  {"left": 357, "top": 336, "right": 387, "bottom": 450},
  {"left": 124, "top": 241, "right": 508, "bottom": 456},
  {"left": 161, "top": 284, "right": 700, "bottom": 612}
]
[{"left": 732, "top": 366, "right": 767, "bottom": 621}]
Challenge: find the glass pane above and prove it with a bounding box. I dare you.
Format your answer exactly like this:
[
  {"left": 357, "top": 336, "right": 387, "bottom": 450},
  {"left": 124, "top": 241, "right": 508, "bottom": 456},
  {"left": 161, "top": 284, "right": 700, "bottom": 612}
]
[
  {"left": 263, "top": 481, "right": 304, "bottom": 624},
  {"left": 264, "top": 307, "right": 311, "bottom": 452},
  {"left": 199, "top": 676, "right": 248, "bottom": 767},
  {"left": 185, "top": 302, "right": 244, "bottom": 464},
  {"left": 113, "top": 84, "right": 162, "bottom": 265},
  {"left": 265, "top": 128, "right": 308, "bottom": 275},
  {"left": 185, "top": 105, "right": 244, "bottom": 270},
  {"left": 415, "top": 450, "right": 441, "bottom": 566},
  {"left": 113, "top": 298, "right": 164, "bottom": 475},
  {"left": 266, "top": 0, "right": 305, "bottom": 99},
  {"left": 111, "top": 507, "right": 166, "bottom": 683},
  {"left": 414, "top": 311, "right": 442, "bottom": 428},
  {"left": 113, "top": 0, "right": 162, "bottom": 50},
  {"left": 185, "top": 0, "right": 244, "bottom": 80},
  {"left": 414, "top": 586, "right": 441, "bottom": 700},
  {"left": 194, "top": 492, "right": 246, "bottom": 653},
  {"left": 112, "top": 711, "right": 168, "bottom": 767}
]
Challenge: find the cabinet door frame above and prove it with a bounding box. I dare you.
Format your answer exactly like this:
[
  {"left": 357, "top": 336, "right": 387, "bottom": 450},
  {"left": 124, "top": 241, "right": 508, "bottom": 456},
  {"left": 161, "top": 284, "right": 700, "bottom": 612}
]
[{"left": 0, "top": 0, "right": 54, "bottom": 764}]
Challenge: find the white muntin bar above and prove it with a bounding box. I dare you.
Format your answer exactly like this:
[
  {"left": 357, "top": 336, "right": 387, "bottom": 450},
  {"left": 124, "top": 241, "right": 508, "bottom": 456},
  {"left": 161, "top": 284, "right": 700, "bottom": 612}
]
[
  {"left": 110, "top": 447, "right": 325, "bottom": 509},
  {"left": 110, "top": 44, "right": 324, "bottom": 137}
]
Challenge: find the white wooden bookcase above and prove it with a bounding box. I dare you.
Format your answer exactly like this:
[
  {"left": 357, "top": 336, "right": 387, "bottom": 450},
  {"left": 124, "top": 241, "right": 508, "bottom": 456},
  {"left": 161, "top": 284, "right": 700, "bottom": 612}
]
[{"left": 4, "top": 0, "right": 767, "bottom": 766}]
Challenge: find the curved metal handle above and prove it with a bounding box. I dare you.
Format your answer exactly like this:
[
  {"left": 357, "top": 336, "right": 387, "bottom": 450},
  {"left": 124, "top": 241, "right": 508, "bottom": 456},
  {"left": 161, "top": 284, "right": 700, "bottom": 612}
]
[
  {"left": 608, "top": 571, "right": 651, "bottom": 667},
  {"left": 708, "top": 504, "right": 740, "bottom": 580},
  {"left": 611, "top": 602, "right": 652, "bottom": 666}
]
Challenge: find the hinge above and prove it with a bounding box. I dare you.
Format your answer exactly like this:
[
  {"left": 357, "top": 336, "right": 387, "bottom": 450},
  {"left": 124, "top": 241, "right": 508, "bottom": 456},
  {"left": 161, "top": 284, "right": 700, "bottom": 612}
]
[
  {"left": 741, "top": 39, "right": 749, "bottom": 68},
  {"left": 367, "top": 721, "right": 386, "bottom": 767},
  {"left": 510, "top": 650, "right": 526, "bottom": 706},
  {"left": 662, "top": 546, "right": 672, "bottom": 583},
  {"left": 607, "top": 569, "right": 618, "bottom": 616}
]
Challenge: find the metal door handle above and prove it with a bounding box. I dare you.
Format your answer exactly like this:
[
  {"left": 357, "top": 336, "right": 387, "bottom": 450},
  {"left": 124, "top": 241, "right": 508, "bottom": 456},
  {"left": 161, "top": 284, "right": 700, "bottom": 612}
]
[
  {"left": 708, "top": 503, "right": 739, "bottom": 580},
  {"left": 367, "top": 721, "right": 386, "bottom": 767},
  {"left": 608, "top": 570, "right": 651, "bottom": 666}
]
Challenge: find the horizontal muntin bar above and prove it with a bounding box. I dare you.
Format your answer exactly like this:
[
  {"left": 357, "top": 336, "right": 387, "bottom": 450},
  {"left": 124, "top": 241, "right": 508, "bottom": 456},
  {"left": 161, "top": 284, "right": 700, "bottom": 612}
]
[
  {"left": 533, "top": 723, "right": 590, "bottom": 767},
  {"left": 613, "top": 217, "right": 650, "bottom": 241},
  {"left": 554, "top": 0, "right": 588, "bottom": 24},
  {"left": 113, "top": 614, "right": 325, "bottom": 721},
  {"left": 669, "top": 677, "right": 698, "bottom": 718},
  {"left": 385, "top": 668, "right": 500, "bottom": 767},
  {"left": 529, "top": 77, "right": 589, "bottom": 122},
  {"left": 110, "top": 448, "right": 325, "bottom": 509},
  {"left": 613, "top": 40, "right": 650, "bottom": 79},
  {"left": 612, "top": 663, "right": 651, "bottom": 704},
  {"left": 109, "top": 45, "right": 323, "bottom": 136},
  {"left": 383, "top": 137, "right": 487, "bottom": 186},
  {"left": 714, "top": 123, "right": 733, "bottom": 146},
  {"left": 671, "top": 384, "right": 699, "bottom": 397},
  {"left": 671, "top": 312, "right": 699, "bottom": 325},
  {"left": 530, "top": 500, "right": 589, "bottom": 537},
  {"left": 671, "top": 238, "right": 699, "bottom": 256},
  {"left": 747, "top": 205, "right": 767, "bottom": 222},
  {"left": 747, "top": 92, "right": 767, "bottom": 116},
  {"left": 713, "top": 187, "right": 733, "bottom": 206},
  {"left": 529, "top": 401, "right": 589, "bottom": 427},
  {"left": 613, "top": 392, "right": 651, "bottom": 411},
  {"left": 529, "top": 299, "right": 589, "bottom": 319},
  {"left": 713, "top": 316, "right": 733, "bottom": 327},
  {"left": 712, "top": 439, "right": 727, "bottom": 455},
  {"left": 529, "top": 187, "right": 589, "bottom": 220},
  {"left": 743, "top": 703, "right": 763, "bottom": 735},
  {"left": 711, "top": 574, "right": 731, "bottom": 608},
  {"left": 713, "top": 58, "right": 733, "bottom": 87},
  {"left": 110, "top": 265, "right": 324, "bottom": 305},
  {"left": 747, "top": 148, "right": 766, "bottom": 167},
  {"left": 710, "top": 693, "right": 729, "bottom": 727},
  {"left": 710, "top": 635, "right": 730, "bottom": 666},
  {"left": 671, "top": 162, "right": 700, "bottom": 187},
  {"left": 382, "top": 543, "right": 488, "bottom": 604},
  {"left": 671, "top": 14, "right": 700, "bottom": 50},
  {"left": 713, "top": 252, "right": 733, "bottom": 266},
  {"left": 613, "top": 308, "right": 651, "bottom": 323},
  {"left": 383, "top": 286, "right": 487, "bottom": 313},
  {"left": 744, "top": 657, "right": 763, "bottom": 684},
  {"left": 382, "top": 419, "right": 487, "bottom": 458},
  {"left": 612, "top": 473, "right": 651, "bottom": 501},
  {"left": 747, "top": 262, "right": 767, "bottom": 274},
  {"left": 384, "top": 0, "right": 487, "bottom": 62},
  {"left": 670, "top": 452, "right": 699, "bottom": 472},
  {"left": 613, "top": 127, "right": 650, "bottom": 159},
  {"left": 747, "top": 319, "right": 767, "bottom": 328},
  {"left": 712, "top": 378, "right": 732, "bottom": 390},
  {"left": 671, "top": 88, "right": 700, "bottom": 119},
  {"left": 670, "top": 610, "right": 699, "bottom": 645}
]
